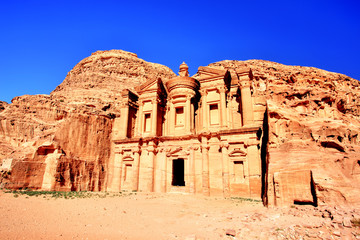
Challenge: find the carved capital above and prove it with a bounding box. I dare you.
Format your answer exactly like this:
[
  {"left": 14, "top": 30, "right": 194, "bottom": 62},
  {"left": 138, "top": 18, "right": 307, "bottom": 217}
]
[
  {"left": 239, "top": 80, "right": 251, "bottom": 89},
  {"left": 114, "top": 146, "right": 124, "bottom": 154},
  {"left": 138, "top": 101, "right": 144, "bottom": 107},
  {"left": 187, "top": 145, "right": 199, "bottom": 151},
  {"left": 147, "top": 141, "right": 158, "bottom": 153},
  {"left": 245, "top": 139, "right": 260, "bottom": 147},
  {"left": 148, "top": 146, "right": 158, "bottom": 154},
  {"left": 158, "top": 147, "right": 166, "bottom": 153},
  {"left": 200, "top": 89, "right": 207, "bottom": 95},
  {"left": 133, "top": 147, "right": 141, "bottom": 154},
  {"left": 151, "top": 98, "right": 160, "bottom": 104},
  {"left": 201, "top": 144, "right": 210, "bottom": 151},
  {"left": 220, "top": 141, "right": 230, "bottom": 149},
  {"left": 218, "top": 86, "right": 227, "bottom": 93}
]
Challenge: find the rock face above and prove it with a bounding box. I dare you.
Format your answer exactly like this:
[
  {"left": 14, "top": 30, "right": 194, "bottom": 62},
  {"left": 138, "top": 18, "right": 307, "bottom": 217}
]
[
  {"left": 0, "top": 50, "right": 176, "bottom": 191},
  {"left": 0, "top": 101, "right": 7, "bottom": 112},
  {"left": 0, "top": 51, "right": 359, "bottom": 207},
  {"left": 52, "top": 50, "right": 176, "bottom": 112},
  {"left": 207, "top": 60, "right": 360, "bottom": 206}
]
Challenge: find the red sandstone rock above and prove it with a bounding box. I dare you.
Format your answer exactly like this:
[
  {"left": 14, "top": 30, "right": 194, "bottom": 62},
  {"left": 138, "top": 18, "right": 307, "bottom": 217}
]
[
  {"left": 225, "top": 229, "right": 236, "bottom": 237},
  {"left": 0, "top": 50, "right": 360, "bottom": 208},
  {"left": 206, "top": 60, "right": 360, "bottom": 206},
  {"left": 0, "top": 50, "right": 176, "bottom": 191},
  {"left": 0, "top": 101, "right": 7, "bottom": 112}
]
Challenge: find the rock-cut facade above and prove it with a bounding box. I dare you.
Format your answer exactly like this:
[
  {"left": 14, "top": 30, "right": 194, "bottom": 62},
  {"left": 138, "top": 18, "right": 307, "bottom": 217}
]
[{"left": 107, "top": 62, "right": 267, "bottom": 199}]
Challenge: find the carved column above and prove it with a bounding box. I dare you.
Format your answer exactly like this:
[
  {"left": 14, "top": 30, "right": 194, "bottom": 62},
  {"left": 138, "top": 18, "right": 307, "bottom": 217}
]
[
  {"left": 246, "top": 139, "right": 261, "bottom": 199},
  {"left": 219, "top": 86, "right": 227, "bottom": 128},
  {"left": 151, "top": 99, "right": 158, "bottom": 136},
  {"left": 240, "top": 80, "right": 254, "bottom": 126},
  {"left": 185, "top": 95, "right": 191, "bottom": 134},
  {"left": 121, "top": 102, "right": 129, "bottom": 138},
  {"left": 166, "top": 100, "right": 171, "bottom": 135},
  {"left": 201, "top": 90, "right": 208, "bottom": 130},
  {"left": 191, "top": 100, "right": 195, "bottom": 131},
  {"left": 132, "top": 147, "right": 141, "bottom": 191},
  {"left": 169, "top": 100, "right": 175, "bottom": 135},
  {"left": 163, "top": 106, "right": 168, "bottom": 136},
  {"left": 221, "top": 141, "right": 230, "bottom": 197},
  {"left": 226, "top": 94, "right": 232, "bottom": 129},
  {"left": 112, "top": 147, "right": 124, "bottom": 192},
  {"left": 201, "top": 136, "right": 210, "bottom": 196},
  {"left": 188, "top": 145, "right": 198, "bottom": 194},
  {"left": 136, "top": 101, "right": 144, "bottom": 137},
  {"left": 159, "top": 148, "right": 167, "bottom": 193},
  {"left": 148, "top": 141, "right": 157, "bottom": 192}
]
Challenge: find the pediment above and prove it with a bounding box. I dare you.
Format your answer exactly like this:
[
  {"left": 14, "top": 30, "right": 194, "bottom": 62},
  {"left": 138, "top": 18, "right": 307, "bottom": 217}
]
[
  {"left": 228, "top": 149, "right": 247, "bottom": 157},
  {"left": 123, "top": 155, "right": 134, "bottom": 161},
  {"left": 136, "top": 78, "right": 164, "bottom": 93},
  {"left": 166, "top": 147, "right": 189, "bottom": 157},
  {"left": 197, "top": 67, "right": 230, "bottom": 88},
  {"left": 198, "top": 66, "right": 227, "bottom": 76}
]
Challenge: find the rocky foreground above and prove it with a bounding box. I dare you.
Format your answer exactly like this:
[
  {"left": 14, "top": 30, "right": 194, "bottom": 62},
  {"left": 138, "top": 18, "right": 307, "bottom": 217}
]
[{"left": 0, "top": 191, "right": 359, "bottom": 240}]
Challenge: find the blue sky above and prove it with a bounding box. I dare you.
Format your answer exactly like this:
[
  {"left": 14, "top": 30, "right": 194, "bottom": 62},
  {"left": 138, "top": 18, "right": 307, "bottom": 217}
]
[{"left": 0, "top": 0, "right": 359, "bottom": 103}]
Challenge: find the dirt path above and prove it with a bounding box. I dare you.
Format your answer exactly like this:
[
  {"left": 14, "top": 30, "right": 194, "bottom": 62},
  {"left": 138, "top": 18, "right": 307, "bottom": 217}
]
[{"left": 0, "top": 191, "right": 359, "bottom": 239}]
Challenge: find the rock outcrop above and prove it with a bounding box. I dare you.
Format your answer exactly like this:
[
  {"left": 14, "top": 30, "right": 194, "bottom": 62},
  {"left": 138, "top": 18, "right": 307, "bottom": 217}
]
[
  {"left": 0, "top": 101, "right": 7, "bottom": 112},
  {"left": 207, "top": 60, "right": 360, "bottom": 206},
  {"left": 0, "top": 50, "right": 176, "bottom": 191},
  {"left": 1, "top": 51, "right": 359, "bottom": 207}
]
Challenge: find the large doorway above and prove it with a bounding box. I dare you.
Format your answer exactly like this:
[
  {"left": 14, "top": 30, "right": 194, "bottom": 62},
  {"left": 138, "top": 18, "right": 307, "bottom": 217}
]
[{"left": 172, "top": 159, "right": 185, "bottom": 186}]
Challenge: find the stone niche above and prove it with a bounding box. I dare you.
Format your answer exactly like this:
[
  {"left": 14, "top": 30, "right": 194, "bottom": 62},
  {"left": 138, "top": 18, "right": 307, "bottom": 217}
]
[{"left": 273, "top": 170, "right": 317, "bottom": 207}]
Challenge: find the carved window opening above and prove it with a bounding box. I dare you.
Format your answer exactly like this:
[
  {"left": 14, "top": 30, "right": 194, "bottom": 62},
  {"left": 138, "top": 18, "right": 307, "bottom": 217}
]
[
  {"left": 124, "top": 164, "right": 132, "bottom": 182},
  {"left": 172, "top": 159, "right": 185, "bottom": 186},
  {"left": 175, "top": 107, "right": 184, "bottom": 127},
  {"left": 234, "top": 161, "right": 245, "bottom": 182},
  {"left": 144, "top": 113, "right": 151, "bottom": 132},
  {"left": 209, "top": 103, "right": 219, "bottom": 125},
  {"left": 127, "top": 107, "right": 137, "bottom": 138}
]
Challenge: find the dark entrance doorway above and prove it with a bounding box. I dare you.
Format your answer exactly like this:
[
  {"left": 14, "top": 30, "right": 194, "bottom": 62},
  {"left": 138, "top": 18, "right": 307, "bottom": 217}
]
[{"left": 172, "top": 159, "right": 185, "bottom": 186}]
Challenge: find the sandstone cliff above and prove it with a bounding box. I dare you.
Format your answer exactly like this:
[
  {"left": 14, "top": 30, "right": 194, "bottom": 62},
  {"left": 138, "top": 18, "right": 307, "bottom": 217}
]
[
  {"left": 52, "top": 50, "right": 176, "bottom": 113},
  {"left": 0, "top": 50, "right": 176, "bottom": 190},
  {"left": 1, "top": 50, "right": 359, "bottom": 207},
  {"left": 207, "top": 60, "right": 360, "bottom": 206},
  {"left": 0, "top": 101, "right": 7, "bottom": 112}
]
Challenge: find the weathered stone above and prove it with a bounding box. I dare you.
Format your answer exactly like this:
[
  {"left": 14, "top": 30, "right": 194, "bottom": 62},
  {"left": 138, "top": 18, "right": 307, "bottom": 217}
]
[
  {"left": 0, "top": 50, "right": 360, "bottom": 208},
  {"left": 343, "top": 217, "right": 352, "bottom": 228},
  {"left": 225, "top": 229, "right": 236, "bottom": 237}
]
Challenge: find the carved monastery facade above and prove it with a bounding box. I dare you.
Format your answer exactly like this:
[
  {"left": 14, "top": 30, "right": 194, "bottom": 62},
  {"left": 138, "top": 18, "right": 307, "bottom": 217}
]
[{"left": 107, "top": 63, "right": 267, "bottom": 199}]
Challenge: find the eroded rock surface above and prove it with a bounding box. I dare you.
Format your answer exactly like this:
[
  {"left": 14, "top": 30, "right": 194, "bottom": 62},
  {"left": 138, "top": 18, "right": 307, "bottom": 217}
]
[
  {"left": 208, "top": 60, "right": 360, "bottom": 206},
  {"left": 0, "top": 51, "right": 359, "bottom": 208},
  {"left": 0, "top": 50, "right": 176, "bottom": 191}
]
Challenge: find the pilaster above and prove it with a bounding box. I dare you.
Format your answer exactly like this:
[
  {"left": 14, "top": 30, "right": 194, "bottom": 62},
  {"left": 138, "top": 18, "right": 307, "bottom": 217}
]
[
  {"left": 148, "top": 141, "right": 158, "bottom": 192},
  {"left": 188, "top": 145, "right": 198, "bottom": 194},
  {"left": 136, "top": 101, "right": 144, "bottom": 137},
  {"left": 219, "top": 86, "right": 227, "bottom": 129},
  {"left": 120, "top": 101, "right": 129, "bottom": 138},
  {"left": 200, "top": 89, "right": 208, "bottom": 131},
  {"left": 151, "top": 99, "right": 158, "bottom": 136},
  {"left": 112, "top": 146, "right": 124, "bottom": 192},
  {"left": 221, "top": 141, "right": 230, "bottom": 197},
  {"left": 201, "top": 135, "right": 210, "bottom": 196},
  {"left": 185, "top": 95, "right": 192, "bottom": 134},
  {"left": 132, "top": 147, "right": 141, "bottom": 191}
]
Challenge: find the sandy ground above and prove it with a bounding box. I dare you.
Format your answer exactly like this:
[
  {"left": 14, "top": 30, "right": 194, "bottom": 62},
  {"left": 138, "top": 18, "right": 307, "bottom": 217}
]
[{"left": 0, "top": 191, "right": 359, "bottom": 240}]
